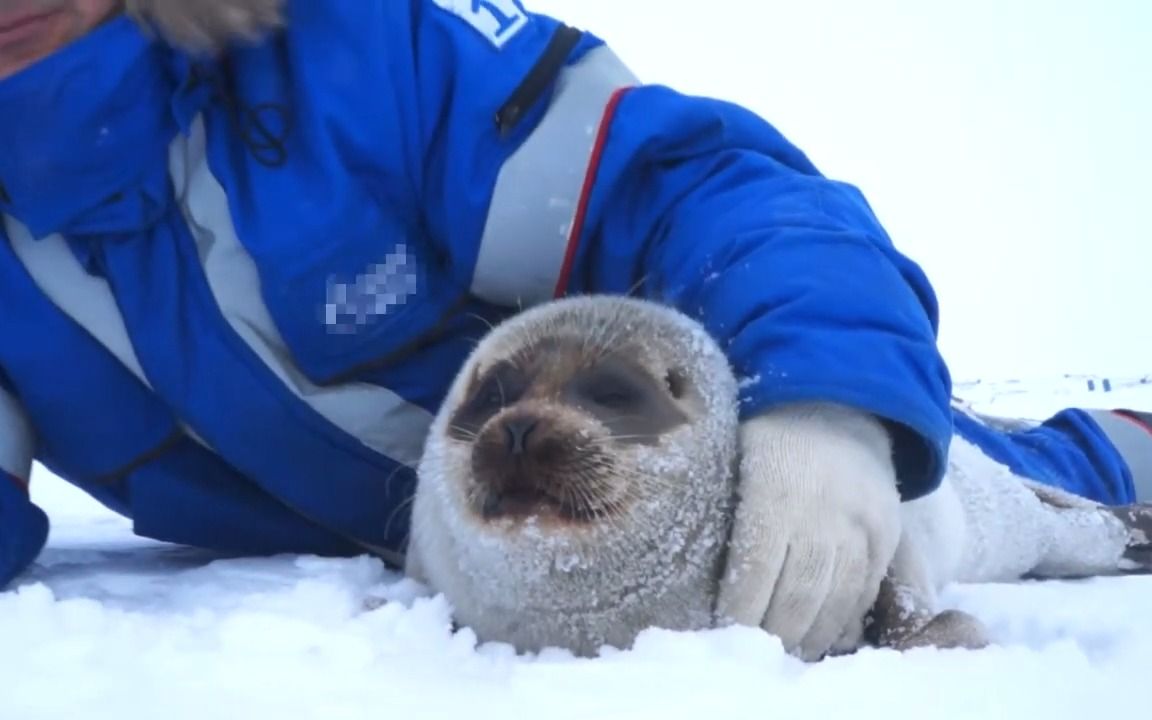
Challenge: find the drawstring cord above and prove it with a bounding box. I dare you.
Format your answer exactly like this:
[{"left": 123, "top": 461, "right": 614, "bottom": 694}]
[{"left": 188, "top": 58, "right": 291, "bottom": 169}]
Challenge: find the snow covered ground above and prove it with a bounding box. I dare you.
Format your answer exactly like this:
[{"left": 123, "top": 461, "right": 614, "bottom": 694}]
[
  {"left": 4, "top": 384, "right": 1149, "bottom": 720},
  {"left": 4, "top": 1, "right": 1150, "bottom": 719}
]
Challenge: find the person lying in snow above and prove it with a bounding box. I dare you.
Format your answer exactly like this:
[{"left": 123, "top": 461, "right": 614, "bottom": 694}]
[{"left": 0, "top": 0, "right": 1148, "bottom": 660}]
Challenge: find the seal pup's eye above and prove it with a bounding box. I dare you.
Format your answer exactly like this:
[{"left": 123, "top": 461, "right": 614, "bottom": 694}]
[
  {"left": 474, "top": 378, "right": 507, "bottom": 411},
  {"left": 577, "top": 370, "right": 644, "bottom": 412},
  {"left": 468, "top": 363, "right": 527, "bottom": 414},
  {"left": 567, "top": 357, "right": 690, "bottom": 444},
  {"left": 448, "top": 363, "right": 529, "bottom": 441}
]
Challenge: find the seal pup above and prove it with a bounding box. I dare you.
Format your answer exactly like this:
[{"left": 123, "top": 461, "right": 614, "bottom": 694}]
[
  {"left": 407, "top": 295, "right": 1152, "bottom": 658},
  {"left": 406, "top": 295, "right": 740, "bottom": 656}
]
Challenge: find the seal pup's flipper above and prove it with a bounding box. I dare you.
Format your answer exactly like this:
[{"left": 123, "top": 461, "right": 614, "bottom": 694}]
[
  {"left": 1021, "top": 481, "right": 1152, "bottom": 577},
  {"left": 861, "top": 531, "right": 990, "bottom": 653},
  {"left": 1104, "top": 503, "right": 1152, "bottom": 572},
  {"left": 865, "top": 576, "right": 989, "bottom": 652}
]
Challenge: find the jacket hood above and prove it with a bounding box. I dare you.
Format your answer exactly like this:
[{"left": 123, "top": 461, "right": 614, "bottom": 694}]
[{"left": 126, "top": 0, "right": 285, "bottom": 54}]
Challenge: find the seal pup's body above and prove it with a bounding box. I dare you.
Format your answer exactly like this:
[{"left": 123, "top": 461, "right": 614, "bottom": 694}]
[
  {"left": 407, "top": 296, "right": 1152, "bottom": 657},
  {"left": 872, "top": 433, "right": 1152, "bottom": 651}
]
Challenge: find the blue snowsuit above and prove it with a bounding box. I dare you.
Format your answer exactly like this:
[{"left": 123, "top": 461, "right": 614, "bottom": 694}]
[{"left": 0, "top": 0, "right": 1134, "bottom": 589}]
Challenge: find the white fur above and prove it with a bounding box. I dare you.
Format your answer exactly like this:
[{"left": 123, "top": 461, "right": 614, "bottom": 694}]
[{"left": 897, "top": 432, "right": 1130, "bottom": 601}]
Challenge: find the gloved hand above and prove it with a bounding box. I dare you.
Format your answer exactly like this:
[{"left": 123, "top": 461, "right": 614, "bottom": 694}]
[
  {"left": 715, "top": 402, "right": 902, "bottom": 660},
  {"left": 125, "top": 0, "right": 286, "bottom": 54}
]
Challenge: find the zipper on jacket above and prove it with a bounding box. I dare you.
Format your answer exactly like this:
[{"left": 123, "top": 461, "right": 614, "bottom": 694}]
[{"left": 495, "top": 24, "right": 583, "bottom": 136}]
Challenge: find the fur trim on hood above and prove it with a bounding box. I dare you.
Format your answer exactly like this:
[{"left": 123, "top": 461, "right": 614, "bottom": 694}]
[{"left": 125, "top": 0, "right": 285, "bottom": 54}]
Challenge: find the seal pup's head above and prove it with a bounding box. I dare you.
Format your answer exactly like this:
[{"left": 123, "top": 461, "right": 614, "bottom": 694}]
[{"left": 408, "top": 296, "right": 740, "bottom": 657}]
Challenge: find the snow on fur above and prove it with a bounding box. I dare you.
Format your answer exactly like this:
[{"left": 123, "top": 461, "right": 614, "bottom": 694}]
[{"left": 407, "top": 297, "right": 740, "bottom": 656}]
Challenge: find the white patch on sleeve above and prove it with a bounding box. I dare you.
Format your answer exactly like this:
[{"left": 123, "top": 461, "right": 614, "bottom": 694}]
[{"left": 431, "top": 0, "right": 529, "bottom": 47}]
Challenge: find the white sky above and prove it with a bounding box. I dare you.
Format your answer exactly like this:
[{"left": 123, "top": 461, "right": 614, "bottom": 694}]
[{"left": 534, "top": 0, "right": 1152, "bottom": 382}]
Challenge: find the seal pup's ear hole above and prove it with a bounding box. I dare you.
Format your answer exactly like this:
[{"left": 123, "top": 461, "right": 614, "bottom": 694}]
[{"left": 665, "top": 368, "right": 688, "bottom": 400}]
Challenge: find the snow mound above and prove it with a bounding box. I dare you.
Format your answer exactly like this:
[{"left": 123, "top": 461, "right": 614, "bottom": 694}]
[{"left": 6, "top": 376, "right": 1152, "bottom": 720}]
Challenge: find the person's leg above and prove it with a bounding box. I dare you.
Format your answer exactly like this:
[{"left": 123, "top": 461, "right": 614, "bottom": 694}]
[
  {"left": 951, "top": 403, "right": 1138, "bottom": 505},
  {"left": 1082, "top": 410, "right": 1152, "bottom": 502}
]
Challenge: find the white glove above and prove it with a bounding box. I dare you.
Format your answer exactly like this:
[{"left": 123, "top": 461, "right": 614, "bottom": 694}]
[{"left": 716, "top": 402, "right": 902, "bottom": 660}]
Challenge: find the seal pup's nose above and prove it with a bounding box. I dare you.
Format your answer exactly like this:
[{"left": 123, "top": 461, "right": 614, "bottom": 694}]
[{"left": 503, "top": 417, "right": 539, "bottom": 455}]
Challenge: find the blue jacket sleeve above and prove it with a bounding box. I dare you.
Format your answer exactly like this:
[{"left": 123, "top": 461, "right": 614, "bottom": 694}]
[
  {"left": 565, "top": 88, "right": 954, "bottom": 500},
  {"left": 396, "top": 1, "right": 951, "bottom": 498}
]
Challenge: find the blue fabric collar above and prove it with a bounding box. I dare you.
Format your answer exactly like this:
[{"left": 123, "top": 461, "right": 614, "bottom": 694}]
[{"left": 0, "top": 16, "right": 183, "bottom": 239}]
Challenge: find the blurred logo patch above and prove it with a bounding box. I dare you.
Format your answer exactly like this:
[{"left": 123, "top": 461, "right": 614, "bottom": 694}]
[{"left": 324, "top": 244, "right": 419, "bottom": 335}]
